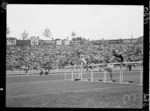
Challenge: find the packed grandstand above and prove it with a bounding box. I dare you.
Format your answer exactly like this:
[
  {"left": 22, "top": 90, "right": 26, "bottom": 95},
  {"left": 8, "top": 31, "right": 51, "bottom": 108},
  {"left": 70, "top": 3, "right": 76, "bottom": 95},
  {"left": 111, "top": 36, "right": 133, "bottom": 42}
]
[{"left": 6, "top": 36, "right": 143, "bottom": 74}]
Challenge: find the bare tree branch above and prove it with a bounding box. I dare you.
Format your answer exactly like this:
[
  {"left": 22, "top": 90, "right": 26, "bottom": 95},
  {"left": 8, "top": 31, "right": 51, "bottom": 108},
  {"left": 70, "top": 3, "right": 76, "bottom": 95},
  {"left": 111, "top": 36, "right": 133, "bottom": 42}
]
[
  {"left": 43, "top": 28, "right": 52, "bottom": 38},
  {"left": 7, "top": 26, "right": 10, "bottom": 36},
  {"left": 71, "top": 32, "right": 76, "bottom": 37},
  {"left": 21, "top": 30, "right": 28, "bottom": 40}
]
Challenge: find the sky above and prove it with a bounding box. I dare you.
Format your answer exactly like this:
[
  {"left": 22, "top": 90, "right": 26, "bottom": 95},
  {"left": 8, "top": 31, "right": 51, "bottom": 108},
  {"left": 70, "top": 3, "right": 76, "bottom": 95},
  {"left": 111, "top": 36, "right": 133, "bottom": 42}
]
[{"left": 7, "top": 5, "right": 143, "bottom": 40}]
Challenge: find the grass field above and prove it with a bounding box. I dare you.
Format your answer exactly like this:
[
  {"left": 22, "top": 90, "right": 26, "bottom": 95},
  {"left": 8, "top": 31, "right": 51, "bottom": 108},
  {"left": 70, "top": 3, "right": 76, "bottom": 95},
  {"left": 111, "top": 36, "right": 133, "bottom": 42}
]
[{"left": 6, "top": 70, "right": 143, "bottom": 108}]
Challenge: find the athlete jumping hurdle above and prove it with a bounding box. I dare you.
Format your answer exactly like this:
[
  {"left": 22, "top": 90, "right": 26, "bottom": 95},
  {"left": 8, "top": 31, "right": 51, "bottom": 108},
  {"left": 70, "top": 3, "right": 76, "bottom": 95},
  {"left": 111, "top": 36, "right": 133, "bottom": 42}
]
[
  {"left": 75, "top": 50, "right": 124, "bottom": 81},
  {"left": 103, "top": 50, "right": 124, "bottom": 82}
]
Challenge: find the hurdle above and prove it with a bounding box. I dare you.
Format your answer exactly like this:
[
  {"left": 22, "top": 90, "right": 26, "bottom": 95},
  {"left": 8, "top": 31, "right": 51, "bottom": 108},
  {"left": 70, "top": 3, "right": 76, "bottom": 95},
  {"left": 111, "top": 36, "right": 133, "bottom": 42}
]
[
  {"left": 107, "top": 62, "right": 142, "bottom": 85},
  {"left": 121, "top": 62, "right": 143, "bottom": 85},
  {"left": 65, "top": 65, "right": 82, "bottom": 81},
  {"left": 65, "top": 67, "right": 74, "bottom": 80},
  {"left": 65, "top": 65, "right": 90, "bottom": 81}
]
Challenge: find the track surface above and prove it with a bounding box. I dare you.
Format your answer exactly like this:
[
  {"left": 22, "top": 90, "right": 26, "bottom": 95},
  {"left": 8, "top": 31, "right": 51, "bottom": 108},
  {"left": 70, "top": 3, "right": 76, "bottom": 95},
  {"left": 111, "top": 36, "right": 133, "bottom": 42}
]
[{"left": 6, "top": 71, "right": 143, "bottom": 108}]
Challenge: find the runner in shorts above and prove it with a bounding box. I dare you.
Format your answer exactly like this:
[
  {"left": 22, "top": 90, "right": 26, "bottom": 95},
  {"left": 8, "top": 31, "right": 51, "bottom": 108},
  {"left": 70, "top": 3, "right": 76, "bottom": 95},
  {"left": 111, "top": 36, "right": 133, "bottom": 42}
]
[
  {"left": 104, "top": 50, "right": 124, "bottom": 82},
  {"left": 104, "top": 60, "right": 114, "bottom": 81}
]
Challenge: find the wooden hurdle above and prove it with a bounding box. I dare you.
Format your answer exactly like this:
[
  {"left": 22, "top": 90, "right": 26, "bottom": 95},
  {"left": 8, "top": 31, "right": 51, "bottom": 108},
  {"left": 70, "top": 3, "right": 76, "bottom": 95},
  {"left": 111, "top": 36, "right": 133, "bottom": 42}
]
[
  {"left": 65, "top": 67, "right": 74, "bottom": 80},
  {"left": 65, "top": 65, "right": 82, "bottom": 81}
]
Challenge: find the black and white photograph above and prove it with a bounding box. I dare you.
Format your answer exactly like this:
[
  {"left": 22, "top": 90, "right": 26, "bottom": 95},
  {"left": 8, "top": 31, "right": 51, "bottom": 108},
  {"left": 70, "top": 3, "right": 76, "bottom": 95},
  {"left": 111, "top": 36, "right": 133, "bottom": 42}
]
[{"left": 6, "top": 4, "right": 144, "bottom": 108}]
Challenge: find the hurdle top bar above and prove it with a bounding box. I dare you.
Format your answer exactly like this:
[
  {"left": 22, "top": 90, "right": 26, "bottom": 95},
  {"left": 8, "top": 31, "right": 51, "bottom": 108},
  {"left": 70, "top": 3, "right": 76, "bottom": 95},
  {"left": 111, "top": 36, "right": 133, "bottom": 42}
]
[{"left": 108, "top": 61, "right": 143, "bottom": 65}]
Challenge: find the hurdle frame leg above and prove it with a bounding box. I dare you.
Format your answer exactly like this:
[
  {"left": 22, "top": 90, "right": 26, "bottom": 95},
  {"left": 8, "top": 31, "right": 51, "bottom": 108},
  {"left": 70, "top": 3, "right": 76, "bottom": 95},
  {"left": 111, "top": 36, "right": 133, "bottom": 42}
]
[
  {"left": 71, "top": 70, "right": 73, "bottom": 80},
  {"left": 140, "top": 66, "right": 143, "bottom": 85},
  {"left": 65, "top": 70, "right": 66, "bottom": 80},
  {"left": 104, "top": 71, "right": 106, "bottom": 82},
  {"left": 121, "top": 67, "right": 123, "bottom": 84},
  {"left": 120, "top": 67, "right": 123, "bottom": 84},
  {"left": 122, "top": 69, "right": 124, "bottom": 84},
  {"left": 76, "top": 66, "right": 81, "bottom": 80},
  {"left": 80, "top": 67, "right": 82, "bottom": 81},
  {"left": 91, "top": 69, "right": 93, "bottom": 82}
]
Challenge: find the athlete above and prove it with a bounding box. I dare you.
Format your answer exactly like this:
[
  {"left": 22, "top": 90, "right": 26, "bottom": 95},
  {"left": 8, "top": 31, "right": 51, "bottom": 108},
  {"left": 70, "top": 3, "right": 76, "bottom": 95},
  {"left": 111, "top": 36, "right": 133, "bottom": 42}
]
[
  {"left": 76, "top": 52, "right": 91, "bottom": 69},
  {"left": 112, "top": 50, "right": 124, "bottom": 63},
  {"left": 103, "top": 50, "right": 124, "bottom": 82},
  {"left": 103, "top": 59, "right": 114, "bottom": 81},
  {"left": 75, "top": 51, "right": 92, "bottom": 80}
]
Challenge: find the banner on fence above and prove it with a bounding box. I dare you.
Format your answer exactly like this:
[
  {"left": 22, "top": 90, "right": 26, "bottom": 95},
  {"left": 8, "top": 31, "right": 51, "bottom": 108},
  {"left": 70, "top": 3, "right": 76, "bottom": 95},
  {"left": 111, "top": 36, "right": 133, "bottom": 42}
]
[
  {"left": 109, "top": 40, "right": 123, "bottom": 44},
  {"left": 16, "top": 40, "right": 31, "bottom": 46},
  {"left": 56, "top": 40, "right": 62, "bottom": 45},
  {"left": 31, "top": 39, "right": 39, "bottom": 45},
  {"left": 123, "top": 39, "right": 137, "bottom": 44},
  {"left": 7, "top": 38, "right": 16, "bottom": 45}
]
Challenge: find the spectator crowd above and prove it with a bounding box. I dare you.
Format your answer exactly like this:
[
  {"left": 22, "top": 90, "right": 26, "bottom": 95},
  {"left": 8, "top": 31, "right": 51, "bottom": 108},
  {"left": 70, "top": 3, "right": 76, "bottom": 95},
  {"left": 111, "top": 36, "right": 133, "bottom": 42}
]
[{"left": 6, "top": 39, "right": 143, "bottom": 74}]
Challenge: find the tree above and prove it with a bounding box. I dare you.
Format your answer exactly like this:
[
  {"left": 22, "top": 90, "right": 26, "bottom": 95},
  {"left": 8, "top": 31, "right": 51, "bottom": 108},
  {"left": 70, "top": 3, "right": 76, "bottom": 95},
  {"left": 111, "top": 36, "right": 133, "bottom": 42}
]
[
  {"left": 43, "top": 28, "right": 52, "bottom": 38},
  {"left": 21, "top": 30, "right": 28, "bottom": 40},
  {"left": 7, "top": 26, "right": 10, "bottom": 36},
  {"left": 71, "top": 32, "right": 76, "bottom": 37}
]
